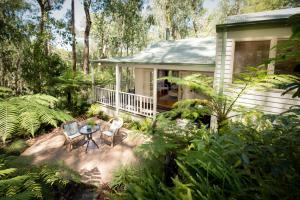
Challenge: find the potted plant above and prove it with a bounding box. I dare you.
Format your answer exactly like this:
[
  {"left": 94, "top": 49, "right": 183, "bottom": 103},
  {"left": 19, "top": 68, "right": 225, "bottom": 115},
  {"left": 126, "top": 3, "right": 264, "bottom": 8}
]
[{"left": 86, "top": 118, "right": 96, "bottom": 132}]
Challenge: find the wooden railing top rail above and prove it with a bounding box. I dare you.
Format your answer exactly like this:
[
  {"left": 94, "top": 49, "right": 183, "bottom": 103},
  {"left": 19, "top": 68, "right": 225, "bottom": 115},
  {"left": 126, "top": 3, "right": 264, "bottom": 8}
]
[
  {"left": 119, "top": 91, "right": 153, "bottom": 99},
  {"left": 95, "top": 86, "right": 153, "bottom": 99},
  {"left": 94, "top": 86, "right": 115, "bottom": 92}
]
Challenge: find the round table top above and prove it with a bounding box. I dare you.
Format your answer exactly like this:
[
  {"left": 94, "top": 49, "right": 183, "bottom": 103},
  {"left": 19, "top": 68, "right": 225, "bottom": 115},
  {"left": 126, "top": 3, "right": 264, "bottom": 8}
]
[{"left": 79, "top": 125, "right": 100, "bottom": 135}]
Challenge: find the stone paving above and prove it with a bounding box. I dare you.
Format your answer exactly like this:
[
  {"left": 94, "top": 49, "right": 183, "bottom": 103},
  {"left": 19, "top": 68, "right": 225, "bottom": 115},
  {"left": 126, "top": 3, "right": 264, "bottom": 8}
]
[{"left": 22, "top": 119, "right": 145, "bottom": 186}]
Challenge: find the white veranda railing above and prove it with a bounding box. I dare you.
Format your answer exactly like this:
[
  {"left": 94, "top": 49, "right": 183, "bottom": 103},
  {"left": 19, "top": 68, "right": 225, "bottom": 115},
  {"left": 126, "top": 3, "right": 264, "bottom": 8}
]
[{"left": 94, "top": 86, "right": 154, "bottom": 117}]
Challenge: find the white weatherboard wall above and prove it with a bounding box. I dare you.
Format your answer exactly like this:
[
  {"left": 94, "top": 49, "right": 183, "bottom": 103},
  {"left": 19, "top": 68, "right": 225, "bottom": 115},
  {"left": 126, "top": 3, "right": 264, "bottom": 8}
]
[{"left": 214, "top": 26, "right": 300, "bottom": 114}]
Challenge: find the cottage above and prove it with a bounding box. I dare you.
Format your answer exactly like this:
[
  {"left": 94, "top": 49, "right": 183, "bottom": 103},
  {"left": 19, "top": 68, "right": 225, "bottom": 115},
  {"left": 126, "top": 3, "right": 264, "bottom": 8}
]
[
  {"left": 91, "top": 7, "right": 300, "bottom": 119},
  {"left": 91, "top": 37, "right": 215, "bottom": 118},
  {"left": 215, "top": 7, "right": 300, "bottom": 114}
]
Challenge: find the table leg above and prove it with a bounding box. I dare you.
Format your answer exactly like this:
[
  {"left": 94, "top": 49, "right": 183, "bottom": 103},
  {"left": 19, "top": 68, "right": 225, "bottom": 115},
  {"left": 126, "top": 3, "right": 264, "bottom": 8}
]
[
  {"left": 85, "top": 140, "right": 90, "bottom": 153},
  {"left": 91, "top": 139, "right": 99, "bottom": 149}
]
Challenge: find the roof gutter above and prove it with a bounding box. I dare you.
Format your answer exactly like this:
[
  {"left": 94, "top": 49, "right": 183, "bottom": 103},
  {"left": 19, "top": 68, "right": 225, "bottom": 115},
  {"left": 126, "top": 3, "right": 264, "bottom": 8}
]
[
  {"left": 216, "top": 18, "right": 289, "bottom": 32},
  {"left": 90, "top": 60, "right": 215, "bottom": 66}
]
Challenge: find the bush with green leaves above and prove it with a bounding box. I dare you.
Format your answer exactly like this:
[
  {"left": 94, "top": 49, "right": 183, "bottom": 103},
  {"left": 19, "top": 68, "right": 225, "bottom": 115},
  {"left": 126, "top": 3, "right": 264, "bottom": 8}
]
[
  {"left": 87, "top": 103, "right": 109, "bottom": 120},
  {"left": 108, "top": 108, "right": 300, "bottom": 200},
  {"left": 0, "top": 94, "right": 73, "bottom": 143},
  {"left": 0, "top": 155, "right": 81, "bottom": 200},
  {"left": 162, "top": 99, "right": 211, "bottom": 126}
]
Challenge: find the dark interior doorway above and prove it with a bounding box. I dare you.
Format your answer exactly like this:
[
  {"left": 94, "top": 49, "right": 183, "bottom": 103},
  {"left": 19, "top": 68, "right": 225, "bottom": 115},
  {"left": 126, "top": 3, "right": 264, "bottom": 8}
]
[{"left": 157, "top": 70, "right": 179, "bottom": 110}]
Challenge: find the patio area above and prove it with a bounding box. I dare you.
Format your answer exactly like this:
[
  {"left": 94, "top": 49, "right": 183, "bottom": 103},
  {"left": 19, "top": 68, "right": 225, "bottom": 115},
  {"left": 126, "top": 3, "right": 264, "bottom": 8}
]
[{"left": 21, "top": 119, "right": 145, "bottom": 186}]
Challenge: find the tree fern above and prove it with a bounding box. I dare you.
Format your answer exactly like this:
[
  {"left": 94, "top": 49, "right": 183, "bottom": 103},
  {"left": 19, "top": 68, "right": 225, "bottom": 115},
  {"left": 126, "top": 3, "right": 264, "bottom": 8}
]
[{"left": 0, "top": 94, "right": 73, "bottom": 142}]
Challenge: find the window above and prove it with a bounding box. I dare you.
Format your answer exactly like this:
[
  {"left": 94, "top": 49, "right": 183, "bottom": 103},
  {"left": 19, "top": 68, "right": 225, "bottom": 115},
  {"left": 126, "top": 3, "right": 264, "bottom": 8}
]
[
  {"left": 275, "top": 39, "right": 300, "bottom": 75},
  {"left": 233, "top": 41, "right": 271, "bottom": 75}
]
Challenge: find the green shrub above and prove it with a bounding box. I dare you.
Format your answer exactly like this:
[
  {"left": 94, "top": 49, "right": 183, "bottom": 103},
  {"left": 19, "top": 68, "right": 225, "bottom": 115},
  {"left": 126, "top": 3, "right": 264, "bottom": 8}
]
[
  {"left": 109, "top": 165, "right": 138, "bottom": 191},
  {"left": 87, "top": 104, "right": 102, "bottom": 117},
  {"left": 109, "top": 109, "right": 300, "bottom": 200},
  {"left": 163, "top": 99, "right": 211, "bottom": 126},
  {"left": 122, "top": 115, "right": 153, "bottom": 132},
  {"left": 86, "top": 104, "right": 109, "bottom": 120}
]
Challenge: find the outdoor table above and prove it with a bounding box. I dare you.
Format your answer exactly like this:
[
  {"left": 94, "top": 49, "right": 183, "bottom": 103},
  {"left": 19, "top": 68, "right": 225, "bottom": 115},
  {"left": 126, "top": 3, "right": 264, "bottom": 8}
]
[{"left": 79, "top": 125, "right": 100, "bottom": 153}]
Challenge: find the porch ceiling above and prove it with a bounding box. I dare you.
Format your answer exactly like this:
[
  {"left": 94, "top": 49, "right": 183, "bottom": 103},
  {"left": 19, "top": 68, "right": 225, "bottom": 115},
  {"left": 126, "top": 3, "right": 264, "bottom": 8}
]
[{"left": 91, "top": 37, "right": 216, "bottom": 66}]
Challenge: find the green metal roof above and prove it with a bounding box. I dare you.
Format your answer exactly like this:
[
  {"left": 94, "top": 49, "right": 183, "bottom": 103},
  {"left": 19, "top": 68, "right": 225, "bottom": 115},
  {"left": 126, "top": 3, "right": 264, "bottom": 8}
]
[
  {"left": 217, "top": 7, "right": 300, "bottom": 31},
  {"left": 92, "top": 37, "right": 216, "bottom": 65}
]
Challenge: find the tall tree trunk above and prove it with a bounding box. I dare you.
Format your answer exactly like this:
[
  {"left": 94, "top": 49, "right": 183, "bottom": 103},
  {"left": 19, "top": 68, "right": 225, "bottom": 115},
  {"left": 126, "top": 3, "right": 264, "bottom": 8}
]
[
  {"left": 37, "top": 0, "right": 50, "bottom": 55},
  {"left": 83, "top": 0, "right": 92, "bottom": 74},
  {"left": 71, "top": 0, "right": 77, "bottom": 72}
]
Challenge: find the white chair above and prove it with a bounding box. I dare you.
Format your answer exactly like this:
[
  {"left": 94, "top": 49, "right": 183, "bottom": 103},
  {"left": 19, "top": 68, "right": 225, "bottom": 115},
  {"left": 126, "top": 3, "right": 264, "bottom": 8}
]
[
  {"left": 61, "top": 121, "right": 83, "bottom": 151},
  {"left": 101, "top": 118, "right": 123, "bottom": 147}
]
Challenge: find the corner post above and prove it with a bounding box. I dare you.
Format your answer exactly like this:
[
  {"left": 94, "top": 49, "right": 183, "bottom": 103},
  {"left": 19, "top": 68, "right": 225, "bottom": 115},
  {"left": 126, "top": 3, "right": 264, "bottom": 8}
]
[
  {"left": 268, "top": 37, "right": 277, "bottom": 74},
  {"left": 91, "top": 62, "right": 95, "bottom": 102},
  {"left": 115, "top": 64, "right": 121, "bottom": 115},
  {"left": 153, "top": 68, "right": 157, "bottom": 118}
]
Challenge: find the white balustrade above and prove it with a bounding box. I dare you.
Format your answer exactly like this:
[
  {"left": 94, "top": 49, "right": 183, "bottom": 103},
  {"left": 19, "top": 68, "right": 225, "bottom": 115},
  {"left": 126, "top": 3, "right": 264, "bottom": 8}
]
[
  {"left": 94, "top": 86, "right": 154, "bottom": 117},
  {"left": 94, "top": 87, "right": 115, "bottom": 107}
]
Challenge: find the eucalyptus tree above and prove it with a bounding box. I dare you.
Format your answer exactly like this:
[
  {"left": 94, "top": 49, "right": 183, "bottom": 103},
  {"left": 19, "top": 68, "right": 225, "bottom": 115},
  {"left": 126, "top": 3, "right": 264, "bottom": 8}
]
[
  {"left": 71, "top": 0, "right": 76, "bottom": 72},
  {"left": 36, "top": 0, "right": 65, "bottom": 55},
  {"left": 91, "top": 0, "right": 149, "bottom": 58},
  {"left": 242, "top": 0, "right": 300, "bottom": 12},
  {"left": 0, "top": 0, "right": 30, "bottom": 92},
  {"left": 150, "top": 0, "right": 206, "bottom": 40},
  {"left": 83, "top": 0, "right": 92, "bottom": 74}
]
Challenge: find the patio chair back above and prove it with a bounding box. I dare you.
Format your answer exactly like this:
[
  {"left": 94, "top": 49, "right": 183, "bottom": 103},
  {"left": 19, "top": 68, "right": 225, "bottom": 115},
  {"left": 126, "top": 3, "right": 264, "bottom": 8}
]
[
  {"left": 109, "top": 118, "right": 123, "bottom": 136},
  {"left": 62, "top": 121, "right": 80, "bottom": 138}
]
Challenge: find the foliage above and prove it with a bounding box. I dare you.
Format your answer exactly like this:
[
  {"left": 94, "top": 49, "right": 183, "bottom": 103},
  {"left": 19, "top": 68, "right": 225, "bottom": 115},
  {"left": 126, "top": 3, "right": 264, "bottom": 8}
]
[
  {"left": 87, "top": 104, "right": 110, "bottom": 120},
  {"left": 161, "top": 73, "right": 244, "bottom": 130},
  {"left": 21, "top": 41, "right": 67, "bottom": 93},
  {"left": 121, "top": 114, "right": 153, "bottom": 133},
  {"left": 242, "top": 0, "right": 300, "bottom": 13},
  {"left": 151, "top": 0, "right": 206, "bottom": 39},
  {"left": 86, "top": 118, "right": 96, "bottom": 127},
  {"left": 163, "top": 68, "right": 299, "bottom": 131},
  {"left": 0, "top": 155, "right": 81, "bottom": 200},
  {"left": 109, "top": 108, "right": 300, "bottom": 199},
  {"left": 279, "top": 13, "right": 300, "bottom": 98},
  {"left": 3, "top": 139, "right": 28, "bottom": 155},
  {"left": 91, "top": 0, "right": 149, "bottom": 58},
  {"left": 87, "top": 103, "right": 102, "bottom": 117},
  {"left": 0, "top": 94, "right": 72, "bottom": 143},
  {"left": 0, "top": 87, "right": 12, "bottom": 100},
  {"left": 162, "top": 99, "right": 211, "bottom": 125},
  {"left": 109, "top": 165, "right": 138, "bottom": 192}
]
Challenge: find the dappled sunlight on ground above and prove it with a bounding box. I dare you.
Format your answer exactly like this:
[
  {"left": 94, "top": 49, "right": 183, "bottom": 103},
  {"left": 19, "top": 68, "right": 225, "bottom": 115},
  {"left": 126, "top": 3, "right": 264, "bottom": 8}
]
[{"left": 21, "top": 119, "right": 145, "bottom": 185}]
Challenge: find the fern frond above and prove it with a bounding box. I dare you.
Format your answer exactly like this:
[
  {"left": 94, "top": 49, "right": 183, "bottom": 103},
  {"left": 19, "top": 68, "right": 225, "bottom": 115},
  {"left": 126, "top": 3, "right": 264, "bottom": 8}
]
[
  {"left": 0, "top": 191, "right": 36, "bottom": 200},
  {"left": 0, "top": 102, "right": 19, "bottom": 143},
  {"left": 0, "top": 94, "right": 73, "bottom": 142},
  {"left": 19, "top": 112, "right": 41, "bottom": 137},
  {"left": 0, "top": 168, "right": 17, "bottom": 178}
]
